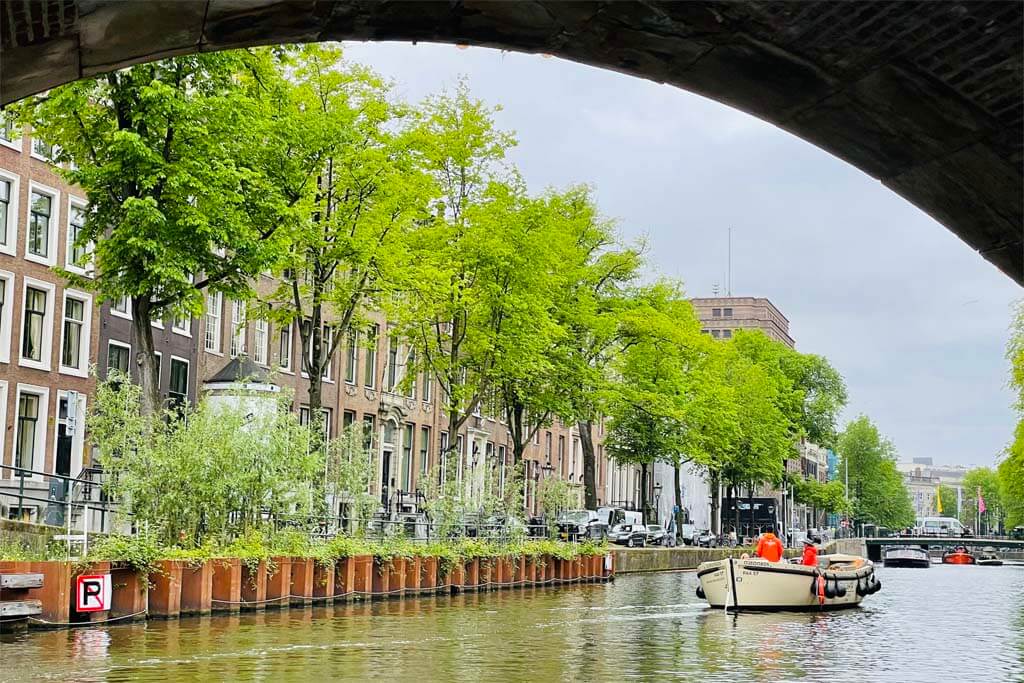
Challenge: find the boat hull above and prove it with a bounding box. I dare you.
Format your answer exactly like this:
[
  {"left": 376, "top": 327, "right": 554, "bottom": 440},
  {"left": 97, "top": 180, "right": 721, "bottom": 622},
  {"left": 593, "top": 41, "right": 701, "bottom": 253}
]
[
  {"left": 942, "top": 552, "right": 975, "bottom": 565},
  {"left": 696, "top": 555, "right": 876, "bottom": 611},
  {"left": 883, "top": 548, "right": 930, "bottom": 568},
  {"left": 977, "top": 559, "right": 1003, "bottom": 566}
]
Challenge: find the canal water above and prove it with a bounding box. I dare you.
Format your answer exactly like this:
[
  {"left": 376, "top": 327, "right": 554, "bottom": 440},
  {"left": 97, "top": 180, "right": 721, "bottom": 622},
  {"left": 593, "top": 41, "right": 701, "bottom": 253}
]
[{"left": 2, "top": 564, "right": 1022, "bottom": 682}]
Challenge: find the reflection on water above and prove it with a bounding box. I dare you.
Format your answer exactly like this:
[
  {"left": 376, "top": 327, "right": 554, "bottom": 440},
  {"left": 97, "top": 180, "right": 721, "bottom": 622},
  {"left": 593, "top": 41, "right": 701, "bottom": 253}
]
[{"left": 2, "top": 565, "right": 1022, "bottom": 682}]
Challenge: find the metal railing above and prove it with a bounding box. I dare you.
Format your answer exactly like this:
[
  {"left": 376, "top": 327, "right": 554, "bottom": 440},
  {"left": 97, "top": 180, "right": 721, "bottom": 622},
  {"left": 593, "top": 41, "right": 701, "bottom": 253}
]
[{"left": 0, "top": 463, "right": 122, "bottom": 535}]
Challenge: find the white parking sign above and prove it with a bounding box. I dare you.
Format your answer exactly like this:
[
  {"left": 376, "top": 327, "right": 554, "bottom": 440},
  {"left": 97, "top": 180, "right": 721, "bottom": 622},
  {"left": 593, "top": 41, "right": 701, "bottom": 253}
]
[{"left": 76, "top": 574, "right": 111, "bottom": 612}]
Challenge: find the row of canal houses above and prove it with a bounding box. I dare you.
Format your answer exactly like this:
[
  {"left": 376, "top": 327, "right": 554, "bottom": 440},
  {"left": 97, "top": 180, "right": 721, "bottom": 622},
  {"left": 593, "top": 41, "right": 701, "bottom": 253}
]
[{"left": 0, "top": 117, "right": 647, "bottom": 531}]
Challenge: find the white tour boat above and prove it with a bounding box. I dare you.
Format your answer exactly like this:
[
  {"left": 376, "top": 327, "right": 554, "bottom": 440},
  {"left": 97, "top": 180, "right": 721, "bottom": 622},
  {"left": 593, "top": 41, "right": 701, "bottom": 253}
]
[{"left": 695, "top": 554, "right": 879, "bottom": 611}]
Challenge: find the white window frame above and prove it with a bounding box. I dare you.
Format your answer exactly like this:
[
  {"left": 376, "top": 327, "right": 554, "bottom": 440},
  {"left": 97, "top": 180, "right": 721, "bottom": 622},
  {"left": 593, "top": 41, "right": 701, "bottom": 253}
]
[
  {"left": 230, "top": 299, "right": 246, "bottom": 358},
  {"left": 18, "top": 276, "right": 55, "bottom": 371},
  {"left": 110, "top": 296, "right": 132, "bottom": 321},
  {"left": 253, "top": 318, "right": 268, "bottom": 366},
  {"left": 172, "top": 312, "right": 192, "bottom": 338},
  {"left": 204, "top": 292, "right": 223, "bottom": 355},
  {"left": 0, "top": 381, "right": 8, "bottom": 471},
  {"left": 278, "top": 321, "right": 293, "bottom": 374},
  {"left": 107, "top": 340, "right": 132, "bottom": 375},
  {"left": 30, "top": 136, "right": 53, "bottom": 162},
  {"left": 58, "top": 288, "right": 92, "bottom": 378},
  {"left": 25, "top": 181, "right": 60, "bottom": 267},
  {"left": 168, "top": 355, "right": 190, "bottom": 401},
  {"left": 53, "top": 390, "right": 87, "bottom": 478},
  {"left": 14, "top": 383, "right": 49, "bottom": 480},
  {"left": 0, "top": 269, "right": 13, "bottom": 364},
  {"left": 65, "top": 197, "right": 92, "bottom": 276},
  {"left": 0, "top": 112, "right": 21, "bottom": 152},
  {"left": 0, "top": 168, "right": 20, "bottom": 257}
]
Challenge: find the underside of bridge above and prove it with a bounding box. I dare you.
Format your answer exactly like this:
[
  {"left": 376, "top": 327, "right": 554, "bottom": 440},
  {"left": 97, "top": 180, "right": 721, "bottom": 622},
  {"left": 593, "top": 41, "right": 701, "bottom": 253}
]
[{"left": 0, "top": 1, "right": 1021, "bottom": 282}]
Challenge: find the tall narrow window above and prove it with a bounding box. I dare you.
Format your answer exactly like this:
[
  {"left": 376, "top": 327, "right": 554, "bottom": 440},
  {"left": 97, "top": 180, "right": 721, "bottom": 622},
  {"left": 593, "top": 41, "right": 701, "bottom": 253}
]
[
  {"left": 278, "top": 322, "right": 292, "bottom": 371},
  {"left": 344, "top": 330, "right": 357, "bottom": 384},
  {"left": 364, "top": 324, "right": 378, "bottom": 388},
  {"left": 253, "top": 319, "right": 268, "bottom": 365},
  {"left": 421, "top": 374, "right": 432, "bottom": 402},
  {"left": 321, "top": 327, "right": 333, "bottom": 380},
  {"left": 61, "top": 296, "right": 85, "bottom": 369},
  {"left": 0, "top": 178, "right": 9, "bottom": 247},
  {"left": 0, "top": 113, "right": 18, "bottom": 143},
  {"left": 402, "top": 423, "right": 414, "bottom": 491},
  {"left": 230, "top": 299, "right": 246, "bottom": 357},
  {"left": 386, "top": 333, "right": 399, "bottom": 392},
  {"left": 169, "top": 358, "right": 189, "bottom": 405},
  {"left": 0, "top": 277, "right": 7, "bottom": 360},
  {"left": 28, "top": 191, "right": 51, "bottom": 259},
  {"left": 67, "top": 204, "right": 87, "bottom": 267},
  {"left": 204, "top": 292, "right": 222, "bottom": 352},
  {"left": 111, "top": 296, "right": 130, "bottom": 318},
  {"left": 362, "top": 415, "right": 376, "bottom": 452},
  {"left": 22, "top": 286, "right": 46, "bottom": 362},
  {"left": 406, "top": 350, "right": 417, "bottom": 399},
  {"left": 439, "top": 431, "right": 450, "bottom": 484},
  {"left": 419, "top": 426, "right": 431, "bottom": 476},
  {"left": 107, "top": 341, "right": 130, "bottom": 373},
  {"left": 15, "top": 393, "right": 40, "bottom": 471},
  {"left": 545, "top": 432, "right": 552, "bottom": 463},
  {"left": 31, "top": 137, "right": 52, "bottom": 159}
]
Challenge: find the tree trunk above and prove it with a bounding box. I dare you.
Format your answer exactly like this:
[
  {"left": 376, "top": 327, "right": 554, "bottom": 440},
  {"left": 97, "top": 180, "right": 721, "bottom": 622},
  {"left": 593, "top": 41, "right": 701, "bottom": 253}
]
[
  {"left": 709, "top": 471, "right": 721, "bottom": 536},
  {"left": 639, "top": 461, "right": 649, "bottom": 524},
  {"left": 748, "top": 484, "right": 756, "bottom": 536},
  {"left": 673, "top": 463, "right": 684, "bottom": 544},
  {"left": 130, "top": 296, "right": 160, "bottom": 416},
  {"left": 578, "top": 419, "right": 598, "bottom": 510}
]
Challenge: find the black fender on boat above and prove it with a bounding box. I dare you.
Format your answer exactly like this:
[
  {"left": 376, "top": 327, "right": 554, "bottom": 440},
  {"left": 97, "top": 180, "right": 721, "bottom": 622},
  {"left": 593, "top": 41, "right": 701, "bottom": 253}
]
[{"left": 696, "top": 585, "right": 705, "bottom": 599}]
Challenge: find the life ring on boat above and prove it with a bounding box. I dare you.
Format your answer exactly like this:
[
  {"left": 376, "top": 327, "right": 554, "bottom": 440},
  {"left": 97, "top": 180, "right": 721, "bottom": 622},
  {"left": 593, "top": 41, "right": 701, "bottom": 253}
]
[{"left": 816, "top": 574, "right": 826, "bottom": 606}]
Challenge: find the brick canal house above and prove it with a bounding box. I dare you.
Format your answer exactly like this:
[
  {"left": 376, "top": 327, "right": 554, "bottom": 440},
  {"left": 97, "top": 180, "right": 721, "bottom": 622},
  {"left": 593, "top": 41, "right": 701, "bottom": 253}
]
[
  {"left": 0, "top": 117, "right": 98, "bottom": 522},
  {"left": 0, "top": 117, "right": 640, "bottom": 528}
]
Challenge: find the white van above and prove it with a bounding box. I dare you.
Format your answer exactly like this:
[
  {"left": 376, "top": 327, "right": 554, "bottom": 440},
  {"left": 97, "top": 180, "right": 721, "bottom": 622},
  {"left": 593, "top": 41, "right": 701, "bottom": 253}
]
[{"left": 916, "top": 516, "right": 968, "bottom": 537}]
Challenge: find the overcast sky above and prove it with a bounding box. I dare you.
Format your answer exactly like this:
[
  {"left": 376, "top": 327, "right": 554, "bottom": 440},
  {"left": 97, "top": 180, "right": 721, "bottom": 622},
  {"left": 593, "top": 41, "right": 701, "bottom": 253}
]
[{"left": 343, "top": 41, "right": 1021, "bottom": 469}]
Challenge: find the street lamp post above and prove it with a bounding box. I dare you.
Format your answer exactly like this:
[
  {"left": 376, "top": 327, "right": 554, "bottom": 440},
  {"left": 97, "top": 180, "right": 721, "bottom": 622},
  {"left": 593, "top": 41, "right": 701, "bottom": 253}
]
[{"left": 653, "top": 482, "right": 662, "bottom": 525}]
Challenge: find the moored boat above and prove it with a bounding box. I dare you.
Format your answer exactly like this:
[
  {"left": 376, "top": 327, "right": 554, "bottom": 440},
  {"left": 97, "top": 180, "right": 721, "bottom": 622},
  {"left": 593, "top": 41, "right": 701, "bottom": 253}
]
[
  {"left": 695, "top": 554, "right": 878, "bottom": 611},
  {"left": 941, "top": 546, "right": 976, "bottom": 565},
  {"left": 883, "top": 546, "right": 931, "bottom": 568},
  {"left": 976, "top": 547, "right": 1003, "bottom": 566}
]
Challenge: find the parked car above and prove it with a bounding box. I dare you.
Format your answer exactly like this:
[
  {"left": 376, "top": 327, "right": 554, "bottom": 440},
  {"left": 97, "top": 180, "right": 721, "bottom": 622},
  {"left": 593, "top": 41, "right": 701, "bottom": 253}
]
[
  {"left": 556, "top": 510, "right": 607, "bottom": 541},
  {"left": 680, "top": 523, "right": 697, "bottom": 546},
  {"left": 609, "top": 523, "right": 648, "bottom": 547},
  {"left": 646, "top": 524, "right": 668, "bottom": 546},
  {"left": 695, "top": 529, "right": 718, "bottom": 548}
]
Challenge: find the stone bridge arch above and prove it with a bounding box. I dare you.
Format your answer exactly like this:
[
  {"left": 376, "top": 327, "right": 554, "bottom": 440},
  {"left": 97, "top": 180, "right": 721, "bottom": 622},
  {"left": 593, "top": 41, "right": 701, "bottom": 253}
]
[{"left": 1, "top": 1, "right": 1020, "bottom": 282}]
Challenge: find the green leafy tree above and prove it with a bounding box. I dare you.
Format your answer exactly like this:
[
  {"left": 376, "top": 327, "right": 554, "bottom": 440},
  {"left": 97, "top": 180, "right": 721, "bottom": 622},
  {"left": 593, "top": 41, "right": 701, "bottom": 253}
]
[
  {"left": 792, "top": 477, "right": 851, "bottom": 527},
  {"left": 261, "top": 46, "right": 430, "bottom": 445},
  {"left": 396, "top": 84, "right": 543, "bottom": 495},
  {"left": 15, "top": 51, "right": 289, "bottom": 414},
  {"left": 961, "top": 467, "right": 1003, "bottom": 534},
  {"left": 1001, "top": 302, "right": 1024, "bottom": 528},
  {"left": 89, "top": 374, "right": 319, "bottom": 546},
  {"left": 935, "top": 484, "right": 959, "bottom": 519},
  {"left": 837, "top": 416, "right": 915, "bottom": 530}
]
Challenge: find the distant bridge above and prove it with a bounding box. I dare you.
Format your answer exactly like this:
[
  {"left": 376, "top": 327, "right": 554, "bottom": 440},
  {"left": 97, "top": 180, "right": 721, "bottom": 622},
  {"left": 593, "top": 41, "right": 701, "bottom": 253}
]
[{"left": 863, "top": 537, "right": 1024, "bottom": 562}]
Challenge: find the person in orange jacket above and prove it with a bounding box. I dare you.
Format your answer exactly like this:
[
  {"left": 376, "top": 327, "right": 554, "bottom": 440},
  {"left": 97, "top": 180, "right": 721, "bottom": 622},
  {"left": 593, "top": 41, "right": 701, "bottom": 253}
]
[
  {"left": 801, "top": 536, "right": 819, "bottom": 567},
  {"left": 755, "top": 528, "right": 784, "bottom": 562}
]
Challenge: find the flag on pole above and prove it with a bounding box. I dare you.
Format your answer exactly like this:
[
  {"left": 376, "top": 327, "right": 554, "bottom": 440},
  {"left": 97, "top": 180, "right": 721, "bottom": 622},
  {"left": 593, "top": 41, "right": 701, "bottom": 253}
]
[
  {"left": 936, "top": 489, "right": 943, "bottom": 515},
  {"left": 978, "top": 487, "right": 986, "bottom": 515}
]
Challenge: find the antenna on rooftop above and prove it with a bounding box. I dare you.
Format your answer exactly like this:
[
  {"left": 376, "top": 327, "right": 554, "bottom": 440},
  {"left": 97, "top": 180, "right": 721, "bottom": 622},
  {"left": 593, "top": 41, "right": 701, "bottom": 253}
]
[
  {"left": 727, "top": 227, "right": 732, "bottom": 296},
  {"left": 711, "top": 283, "right": 721, "bottom": 296}
]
